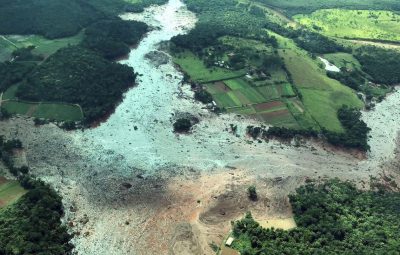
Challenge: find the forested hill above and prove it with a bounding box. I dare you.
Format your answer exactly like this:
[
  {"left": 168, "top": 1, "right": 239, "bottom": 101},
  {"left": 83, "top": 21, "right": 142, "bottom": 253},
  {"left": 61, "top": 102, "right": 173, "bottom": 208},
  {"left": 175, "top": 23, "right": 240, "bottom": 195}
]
[{"left": 0, "top": 0, "right": 165, "bottom": 39}]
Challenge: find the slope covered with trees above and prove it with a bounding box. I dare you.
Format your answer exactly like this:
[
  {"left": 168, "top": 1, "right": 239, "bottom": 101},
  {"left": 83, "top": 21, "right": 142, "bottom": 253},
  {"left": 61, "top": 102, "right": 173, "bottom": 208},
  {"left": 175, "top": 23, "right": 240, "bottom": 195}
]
[
  {"left": 82, "top": 19, "right": 148, "bottom": 60},
  {"left": 0, "top": 179, "right": 73, "bottom": 255},
  {"left": 232, "top": 179, "right": 400, "bottom": 254},
  {"left": 0, "top": 0, "right": 105, "bottom": 38}
]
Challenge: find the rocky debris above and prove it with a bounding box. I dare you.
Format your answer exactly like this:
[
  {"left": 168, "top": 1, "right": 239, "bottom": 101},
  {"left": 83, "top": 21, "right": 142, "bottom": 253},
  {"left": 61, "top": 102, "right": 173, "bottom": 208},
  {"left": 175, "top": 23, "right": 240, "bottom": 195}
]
[{"left": 145, "top": 50, "right": 170, "bottom": 67}]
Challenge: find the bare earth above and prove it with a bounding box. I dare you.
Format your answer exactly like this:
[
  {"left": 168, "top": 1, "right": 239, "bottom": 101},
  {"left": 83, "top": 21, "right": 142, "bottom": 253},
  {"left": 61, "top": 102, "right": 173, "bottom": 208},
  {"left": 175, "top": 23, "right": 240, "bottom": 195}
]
[{"left": 0, "top": 1, "right": 400, "bottom": 254}]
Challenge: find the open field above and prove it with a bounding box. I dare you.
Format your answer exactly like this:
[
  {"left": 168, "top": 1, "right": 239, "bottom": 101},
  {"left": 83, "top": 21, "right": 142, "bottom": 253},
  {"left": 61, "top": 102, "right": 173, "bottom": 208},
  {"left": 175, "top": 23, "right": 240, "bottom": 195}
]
[
  {"left": 295, "top": 9, "right": 400, "bottom": 42},
  {"left": 172, "top": 51, "right": 246, "bottom": 83},
  {"left": 2, "top": 100, "right": 83, "bottom": 121},
  {"left": 258, "top": 0, "right": 400, "bottom": 16},
  {"left": 0, "top": 177, "right": 26, "bottom": 208},
  {"left": 0, "top": 33, "right": 83, "bottom": 62}
]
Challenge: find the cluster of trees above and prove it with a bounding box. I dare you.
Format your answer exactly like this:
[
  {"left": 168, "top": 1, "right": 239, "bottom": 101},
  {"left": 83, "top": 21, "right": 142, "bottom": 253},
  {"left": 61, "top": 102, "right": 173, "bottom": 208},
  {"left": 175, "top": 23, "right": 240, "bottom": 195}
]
[
  {"left": 324, "top": 106, "right": 371, "bottom": 151},
  {"left": 0, "top": 61, "right": 35, "bottom": 92},
  {"left": 0, "top": 0, "right": 105, "bottom": 38},
  {"left": 232, "top": 179, "right": 400, "bottom": 254},
  {"left": 194, "top": 90, "right": 213, "bottom": 104},
  {"left": 0, "top": 137, "right": 72, "bottom": 254},
  {"left": 293, "top": 30, "right": 349, "bottom": 54},
  {"left": 0, "top": 178, "right": 73, "bottom": 254},
  {"left": 327, "top": 69, "right": 366, "bottom": 91},
  {"left": 247, "top": 106, "right": 369, "bottom": 151},
  {"left": 173, "top": 118, "right": 193, "bottom": 133},
  {"left": 16, "top": 46, "right": 137, "bottom": 124},
  {"left": 82, "top": 19, "right": 148, "bottom": 60},
  {"left": 171, "top": 1, "right": 277, "bottom": 54},
  {"left": 11, "top": 46, "right": 43, "bottom": 62},
  {"left": 355, "top": 46, "right": 400, "bottom": 85},
  {"left": 0, "top": 136, "right": 29, "bottom": 176}
]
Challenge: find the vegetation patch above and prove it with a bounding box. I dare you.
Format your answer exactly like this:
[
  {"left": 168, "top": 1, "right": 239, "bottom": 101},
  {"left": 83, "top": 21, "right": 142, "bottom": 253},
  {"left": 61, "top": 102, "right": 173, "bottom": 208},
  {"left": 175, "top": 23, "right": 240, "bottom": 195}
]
[
  {"left": 354, "top": 46, "right": 400, "bottom": 85},
  {"left": 0, "top": 178, "right": 26, "bottom": 208},
  {"left": 16, "top": 46, "right": 136, "bottom": 124},
  {"left": 230, "top": 179, "right": 400, "bottom": 254},
  {"left": 0, "top": 178, "right": 73, "bottom": 255},
  {"left": 173, "top": 51, "right": 246, "bottom": 83},
  {"left": 82, "top": 19, "right": 148, "bottom": 60},
  {"left": 295, "top": 9, "right": 400, "bottom": 42},
  {"left": 258, "top": 0, "right": 400, "bottom": 16}
]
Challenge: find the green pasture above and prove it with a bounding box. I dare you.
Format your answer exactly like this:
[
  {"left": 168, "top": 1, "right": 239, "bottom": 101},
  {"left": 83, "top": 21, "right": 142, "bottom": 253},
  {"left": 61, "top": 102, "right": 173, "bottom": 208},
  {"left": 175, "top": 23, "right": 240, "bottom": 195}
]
[
  {"left": 278, "top": 45, "right": 363, "bottom": 131},
  {"left": 219, "top": 36, "right": 274, "bottom": 53},
  {"left": 255, "top": 85, "right": 280, "bottom": 100},
  {"left": 2, "top": 100, "right": 83, "bottom": 121},
  {"left": 225, "top": 78, "right": 248, "bottom": 90},
  {"left": 294, "top": 9, "right": 400, "bottom": 42},
  {"left": 0, "top": 32, "right": 83, "bottom": 61},
  {"left": 172, "top": 51, "right": 245, "bottom": 83},
  {"left": 259, "top": 0, "right": 400, "bottom": 16},
  {"left": 322, "top": 52, "right": 361, "bottom": 70},
  {"left": 0, "top": 179, "right": 26, "bottom": 208}
]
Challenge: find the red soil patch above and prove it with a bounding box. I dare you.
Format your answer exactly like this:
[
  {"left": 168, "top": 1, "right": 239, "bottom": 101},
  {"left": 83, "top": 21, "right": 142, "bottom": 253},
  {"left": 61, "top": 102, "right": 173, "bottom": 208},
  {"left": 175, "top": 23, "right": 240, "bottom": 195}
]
[
  {"left": 260, "top": 109, "right": 290, "bottom": 120},
  {"left": 254, "top": 101, "right": 284, "bottom": 111},
  {"left": 214, "top": 81, "right": 231, "bottom": 93},
  {"left": 0, "top": 176, "right": 7, "bottom": 185}
]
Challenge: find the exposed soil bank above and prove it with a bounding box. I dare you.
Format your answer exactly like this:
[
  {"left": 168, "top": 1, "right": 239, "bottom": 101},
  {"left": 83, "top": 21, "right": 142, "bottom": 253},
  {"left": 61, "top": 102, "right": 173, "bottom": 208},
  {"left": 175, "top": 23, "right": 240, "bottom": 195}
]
[{"left": 0, "top": 1, "right": 400, "bottom": 254}]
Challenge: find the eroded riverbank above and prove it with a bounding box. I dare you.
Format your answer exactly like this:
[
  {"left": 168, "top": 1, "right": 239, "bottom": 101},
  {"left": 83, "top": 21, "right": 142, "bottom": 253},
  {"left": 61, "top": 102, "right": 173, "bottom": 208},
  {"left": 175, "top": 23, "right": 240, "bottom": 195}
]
[{"left": 0, "top": 0, "right": 400, "bottom": 254}]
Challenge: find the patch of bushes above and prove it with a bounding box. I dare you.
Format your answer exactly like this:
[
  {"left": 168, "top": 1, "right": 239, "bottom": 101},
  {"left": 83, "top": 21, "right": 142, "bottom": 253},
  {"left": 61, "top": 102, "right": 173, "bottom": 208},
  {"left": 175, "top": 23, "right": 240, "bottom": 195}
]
[
  {"left": 247, "top": 185, "right": 257, "bottom": 201},
  {"left": 0, "top": 61, "right": 36, "bottom": 92},
  {"left": 327, "top": 69, "right": 366, "bottom": 91},
  {"left": 173, "top": 118, "right": 193, "bottom": 133},
  {"left": 324, "top": 106, "right": 371, "bottom": 151},
  {"left": 194, "top": 90, "right": 213, "bottom": 104}
]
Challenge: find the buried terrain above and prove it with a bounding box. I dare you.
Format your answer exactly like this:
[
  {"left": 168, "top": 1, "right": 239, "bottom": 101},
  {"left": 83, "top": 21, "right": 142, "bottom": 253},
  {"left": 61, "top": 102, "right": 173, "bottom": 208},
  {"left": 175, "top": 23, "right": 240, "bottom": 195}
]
[{"left": 1, "top": 1, "right": 400, "bottom": 255}]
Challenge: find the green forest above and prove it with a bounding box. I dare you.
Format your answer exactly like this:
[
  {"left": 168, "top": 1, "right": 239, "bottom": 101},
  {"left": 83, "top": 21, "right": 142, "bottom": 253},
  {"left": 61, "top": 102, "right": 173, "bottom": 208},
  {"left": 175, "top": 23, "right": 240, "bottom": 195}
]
[
  {"left": 231, "top": 179, "right": 400, "bottom": 254},
  {"left": 0, "top": 179, "right": 73, "bottom": 255},
  {"left": 16, "top": 46, "right": 137, "bottom": 123}
]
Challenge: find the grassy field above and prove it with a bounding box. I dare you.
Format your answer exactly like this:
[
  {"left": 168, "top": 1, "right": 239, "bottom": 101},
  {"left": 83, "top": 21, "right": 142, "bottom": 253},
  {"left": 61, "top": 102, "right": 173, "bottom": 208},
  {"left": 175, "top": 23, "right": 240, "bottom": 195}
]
[
  {"left": 0, "top": 32, "right": 83, "bottom": 62},
  {"left": 205, "top": 77, "right": 301, "bottom": 128},
  {"left": 279, "top": 46, "right": 363, "bottom": 131},
  {"left": 258, "top": 0, "right": 400, "bottom": 15},
  {"left": 2, "top": 84, "right": 83, "bottom": 121},
  {"left": 2, "top": 100, "right": 83, "bottom": 121},
  {"left": 172, "top": 51, "right": 246, "bottom": 83},
  {"left": 322, "top": 52, "right": 361, "bottom": 70},
  {"left": 0, "top": 177, "right": 26, "bottom": 208},
  {"left": 294, "top": 9, "right": 400, "bottom": 42}
]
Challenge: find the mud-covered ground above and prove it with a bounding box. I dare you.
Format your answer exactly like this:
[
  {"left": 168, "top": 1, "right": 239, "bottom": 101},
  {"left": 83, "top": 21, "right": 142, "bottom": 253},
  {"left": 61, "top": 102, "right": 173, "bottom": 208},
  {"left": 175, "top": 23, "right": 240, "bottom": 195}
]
[{"left": 1, "top": 0, "right": 400, "bottom": 254}]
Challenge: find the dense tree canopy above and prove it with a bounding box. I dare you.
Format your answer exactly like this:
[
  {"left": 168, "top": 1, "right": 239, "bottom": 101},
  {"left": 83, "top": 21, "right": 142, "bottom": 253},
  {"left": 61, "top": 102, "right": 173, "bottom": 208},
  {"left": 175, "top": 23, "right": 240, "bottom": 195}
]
[
  {"left": 0, "top": 0, "right": 105, "bottom": 38},
  {"left": 16, "top": 46, "right": 137, "bottom": 123},
  {"left": 355, "top": 46, "right": 400, "bottom": 85},
  {"left": 232, "top": 179, "right": 400, "bottom": 254},
  {"left": 0, "top": 179, "right": 73, "bottom": 255},
  {"left": 0, "top": 62, "right": 35, "bottom": 92},
  {"left": 82, "top": 19, "right": 148, "bottom": 60}
]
